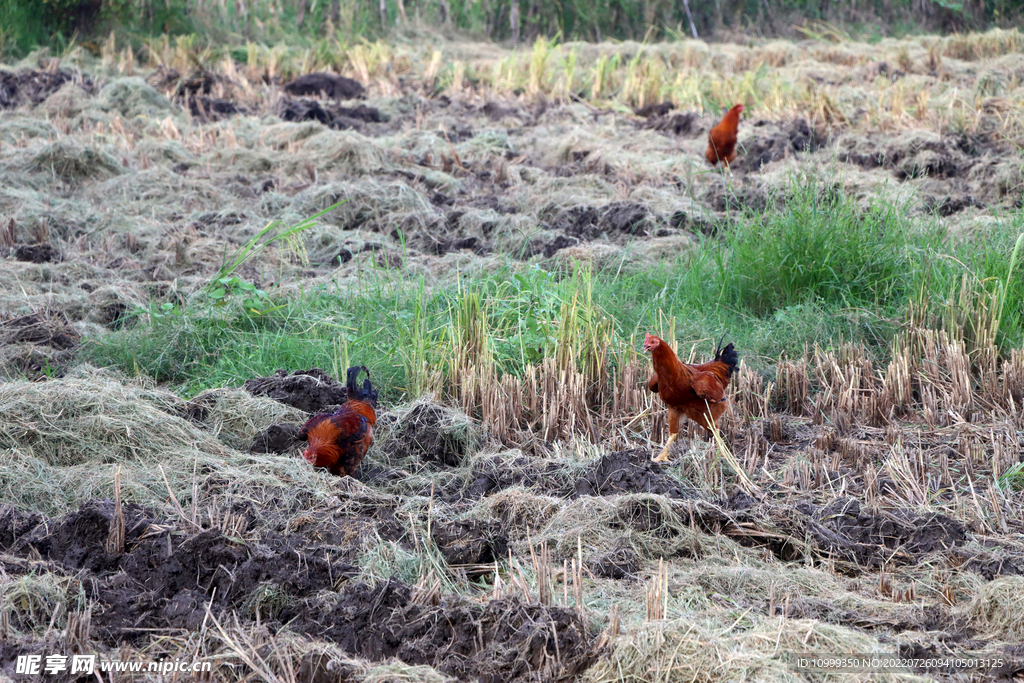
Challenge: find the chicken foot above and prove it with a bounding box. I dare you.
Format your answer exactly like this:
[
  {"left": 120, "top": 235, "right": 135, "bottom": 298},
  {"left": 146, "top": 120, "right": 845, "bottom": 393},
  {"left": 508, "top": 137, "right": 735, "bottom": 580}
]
[{"left": 651, "top": 432, "right": 678, "bottom": 462}]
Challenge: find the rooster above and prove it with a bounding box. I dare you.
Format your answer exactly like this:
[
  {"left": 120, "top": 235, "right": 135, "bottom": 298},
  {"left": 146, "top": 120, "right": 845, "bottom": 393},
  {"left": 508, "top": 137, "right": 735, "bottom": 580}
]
[
  {"left": 644, "top": 334, "right": 739, "bottom": 462},
  {"left": 705, "top": 104, "right": 744, "bottom": 167},
  {"left": 298, "top": 366, "right": 378, "bottom": 477}
]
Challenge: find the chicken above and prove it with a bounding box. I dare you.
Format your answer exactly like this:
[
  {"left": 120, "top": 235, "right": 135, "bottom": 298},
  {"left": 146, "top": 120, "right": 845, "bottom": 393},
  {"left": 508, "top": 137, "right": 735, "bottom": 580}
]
[
  {"left": 644, "top": 334, "right": 739, "bottom": 462},
  {"left": 704, "top": 104, "right": 744, "bottom": 167},
  {"left": 298, "top": 366, "right": 378, "bottom": 477}
]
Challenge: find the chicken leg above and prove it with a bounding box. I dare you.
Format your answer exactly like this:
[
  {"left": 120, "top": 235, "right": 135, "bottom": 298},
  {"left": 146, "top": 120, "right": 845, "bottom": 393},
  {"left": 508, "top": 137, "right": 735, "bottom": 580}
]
[{"left": 652, "top": 408, "right": 681, "bottom": 463}]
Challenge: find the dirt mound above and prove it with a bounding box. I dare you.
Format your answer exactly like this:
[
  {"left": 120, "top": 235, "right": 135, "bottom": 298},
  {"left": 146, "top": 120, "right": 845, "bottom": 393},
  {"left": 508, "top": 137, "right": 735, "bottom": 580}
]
[
  {"left": 959, "top": 550, "right": 1024, "bottom": 580},
  {"left": 0, "top": 310, "right": 78, "bottom": 350},
  {"left": 0, "top": 69, "right": 87, "bottom": 108},
  {"left": 187, "top": 94, "right": 241, "bottom": 121},
  {"left": 0, "top": 309, "right": 80, "bottom": 378},
  {"left": 284, "top": 73, "right": 365, "bottom": 100},
  {"left": 587, "top": 542, "right": 641, "bottom": 579},
  {"left": 243, "top": 368, "right": 348, "bottom": 413},
  {"left": 3, "top": 499, "right": 359, "bottom": 641},
  {"left": 12, "top": 243, "right": 60, "bottom": 263},
  {"left": 250, "top": 422, "right": 302, "bottom": 453},
  {"left": 430, "top": 518, "right": 509, "bottom": 577},
  {"left": 467, "top": 454, "right": 572, "bottom": 498},
  {"left": 547, "top": 201, "right": 656, "bottom": 240},
  {"left": 276, "top": 98, "right": 385, "bottom": 131},
  {"left": 0, "top": 504, "right": 45, "bottom": 549},
  {"left": 737, "top": 118, "right": 826, "bottom": 171},
  {"left": 780, "top": 498, "right": 968, "bottom": 569},
  {"left": 641, "top": 110, "right": 704, "bottom": 137},
  {"left": 704, "top": 177, "right": 767, "bottom": 212},
  {"left": 386, "top": 403, "right": 473, "bottom": 468},
  {"left": 574, "top": 448, "right": 692, "bottom": 499},
  {"left": 291, "top": 579, "right": 595, "bottom": 682}
]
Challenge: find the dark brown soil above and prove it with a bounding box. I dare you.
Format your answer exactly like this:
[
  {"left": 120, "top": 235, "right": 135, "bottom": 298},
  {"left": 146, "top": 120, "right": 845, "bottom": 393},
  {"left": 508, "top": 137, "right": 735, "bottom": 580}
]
[
  {"left": 1, "top": 500, "right": 360, "bottom": 640},
  {"left": 639, "top": 109, "right": 704, "bottom": 137},
  {"left": 290, "top": 579, "right": 594, "bottom": 683},
  {"left": 0, "top": 310, "right": 79, "bottom": 350},
  {"left": 243, "top": 367, "right": 348, "bottom": 413},
  {"left": 574, "top": 448, "right": 695, "bottom": 499},
  {"left": 387, "top": 403, "right": 469, "bottom": 468},
  {"left": 0, "top": 69, "right": 90, "bottom": 108},
  {"left": 13, "top": 243, "right": 61, "bottom": 263},
  {"left": 283, "top": 73, "right": 366, "bottom": 100},
  {"left": 250, "top": 422, "right": 303, "bottom": 453},
  {"left": 0, "top": 499, "right": 593, "bottom": 683},
  {"left": 0, "top": 309, "right": 80, "bottom": 378},
  {"left": 803, "top": 498, "right": 968, "bottom": 567},
  {"left": 275, "top": 98, "right": 386, "bottom": 132},
  {"left": 587, "top": 542, "right": 641, "bottom": 579},
  {"left": 431, "top": 518, "right": 509, "bottom": 577},
  {"left": 467, "top": 454, "right": 572, "bottom": 498}
]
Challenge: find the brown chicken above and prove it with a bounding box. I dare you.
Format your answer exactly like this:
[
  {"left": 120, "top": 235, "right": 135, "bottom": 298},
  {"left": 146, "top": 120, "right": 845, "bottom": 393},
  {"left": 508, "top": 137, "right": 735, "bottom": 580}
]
[
  {"left": 644, "top": 334, "right": 739, "bottom": 462},
  {"left": 705, "top": 104, "right": 744, "bottom": 167},
  {"left": 298, "top": 366, "right": 378, "bottom": 477}
]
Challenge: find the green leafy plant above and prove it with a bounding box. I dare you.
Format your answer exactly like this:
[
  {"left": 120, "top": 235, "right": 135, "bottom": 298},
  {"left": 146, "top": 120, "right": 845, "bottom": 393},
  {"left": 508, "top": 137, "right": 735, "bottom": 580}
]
[{"left": 208, "top": 276, "right": 271, "bottom": 312}]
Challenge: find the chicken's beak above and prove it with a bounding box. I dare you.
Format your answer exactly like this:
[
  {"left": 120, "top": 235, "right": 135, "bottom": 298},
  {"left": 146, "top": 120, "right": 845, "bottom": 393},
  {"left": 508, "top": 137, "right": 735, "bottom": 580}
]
[{"left": 302, "top": 447, "right": 315, "bottom": 464}]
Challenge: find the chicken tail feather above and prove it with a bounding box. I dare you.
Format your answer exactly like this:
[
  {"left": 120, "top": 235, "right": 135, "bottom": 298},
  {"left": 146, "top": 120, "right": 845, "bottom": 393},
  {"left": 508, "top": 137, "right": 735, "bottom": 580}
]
[
  {"left": 346, "top": 365, "right": 378, "bottom": 407},
  {"left": 714, "top": 342, "right": 739, "bottom": 377}
]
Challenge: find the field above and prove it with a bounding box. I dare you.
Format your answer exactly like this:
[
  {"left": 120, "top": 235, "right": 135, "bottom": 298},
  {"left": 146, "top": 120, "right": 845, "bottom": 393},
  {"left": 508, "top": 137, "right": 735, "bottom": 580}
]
[{"left": 2, "top": 23, "right": 1024, "bottom": 683}]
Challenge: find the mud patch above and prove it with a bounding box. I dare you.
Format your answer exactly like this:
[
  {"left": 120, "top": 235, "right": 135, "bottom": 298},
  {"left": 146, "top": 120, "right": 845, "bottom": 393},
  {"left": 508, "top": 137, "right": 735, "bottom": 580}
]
[
  {"left": 737, "top": 118, "right": 827, "bottom": 171},
  {"left": 276, "top": 98, "right": 385, "bottom": 131},
  {"left": 187, "top": 94, "right": 241, "bottom": 121},
  {"left": 2, "top": 499, "right": 360, "bottom": 642},
  {"left": 284, "top": 73, "right": 366, "bottom": 100},
  {"left": 291, "top": 579, "right": 595, "bottom": 682},
  {"left": 786, "top": 498, "right": 968, "bottom": 569},
  {"left": 574, "top": 448, "right": 692, "bottom": 499},
  {"left": 0, "top": 309, "right": 80, "bottom": 378},
  {"left": 0, "top": 310, "right": 79, "bottom": 350},
  {"left": 0, "top": 69, "right": 89, "bottom": 108},
  {"left": 12, "top": 243, "right": 61, "bottom": 263},
  {"left": 243, "top": 368, "right": 348, "bottom": 413},
  {"left": 546, "top": 201, "right": 657, "bottom": 240},
  {"left": 641, "top": 110, "right": 704, "bottom": 137},
  {"left": 430, "top": 518, "right": 509, "bottom": 577},
  {"left": 466, "top": 454, "right": 571, "bottom": 498},
  {"left": 587, "top": 542, "right": 641, "bottom": 579},
  {"left": 250, "top": 422, "right": 302, "bottom": 453},
  {"left": 386, "top": 403, "right": 472, "bottom": 468}
]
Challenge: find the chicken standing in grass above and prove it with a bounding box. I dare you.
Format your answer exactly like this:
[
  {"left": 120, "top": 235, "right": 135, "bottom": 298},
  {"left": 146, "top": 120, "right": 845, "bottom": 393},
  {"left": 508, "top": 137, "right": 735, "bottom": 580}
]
[
  {"left": 705, "top": 104, "right": 744, "bottom": 167},
  {"left": 298, "top": 366, "right": 378, "bottom": 477},
  {"left": 644, "top": 334, "right": 738, "bottom": 462}
]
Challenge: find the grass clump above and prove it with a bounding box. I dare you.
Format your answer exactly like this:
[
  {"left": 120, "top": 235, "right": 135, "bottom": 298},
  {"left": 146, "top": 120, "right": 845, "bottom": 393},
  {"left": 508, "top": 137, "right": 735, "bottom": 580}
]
[
  {"left": 32, "top": 141, "right": 124, "bottom": 184},
  {"left": 0, "top": 366, "right": 315, "bottom": 515},
  {"left": 717, "top": 188, "right": 932, "bottom": 315}
]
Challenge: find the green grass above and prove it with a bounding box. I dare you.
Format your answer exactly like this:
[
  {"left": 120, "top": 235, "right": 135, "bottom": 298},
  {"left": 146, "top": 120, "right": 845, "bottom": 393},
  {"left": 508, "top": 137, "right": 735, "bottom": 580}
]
[
  {"left": 1, "top": 0, "right": 1017, "bottom": 59},
  {"left": 81, "top": 187, "right": 1024, "bottom": 399}
]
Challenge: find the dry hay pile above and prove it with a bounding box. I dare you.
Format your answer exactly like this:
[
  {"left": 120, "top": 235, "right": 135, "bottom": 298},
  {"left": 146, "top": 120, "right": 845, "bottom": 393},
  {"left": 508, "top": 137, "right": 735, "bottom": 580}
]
[{"left": 0, "top": 367, "right": 313, "bottom": 515}]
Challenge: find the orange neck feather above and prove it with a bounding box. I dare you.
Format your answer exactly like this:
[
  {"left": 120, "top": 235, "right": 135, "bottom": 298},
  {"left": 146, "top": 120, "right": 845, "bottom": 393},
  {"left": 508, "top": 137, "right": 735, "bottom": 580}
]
[{"left": 304, "top": 420, "right": 342, "bottom": 467}]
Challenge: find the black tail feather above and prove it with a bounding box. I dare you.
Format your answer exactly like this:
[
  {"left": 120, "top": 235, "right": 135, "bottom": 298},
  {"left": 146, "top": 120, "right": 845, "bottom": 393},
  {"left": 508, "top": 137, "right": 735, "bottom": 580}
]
[
  {"left": 346, "top": 365, "right": 378, "bottom": 407},
  {"left": 714, "top": 341, "right": 739, "bottom": 377}
]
